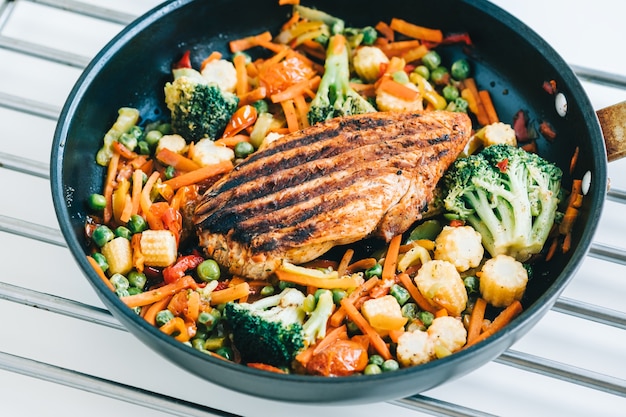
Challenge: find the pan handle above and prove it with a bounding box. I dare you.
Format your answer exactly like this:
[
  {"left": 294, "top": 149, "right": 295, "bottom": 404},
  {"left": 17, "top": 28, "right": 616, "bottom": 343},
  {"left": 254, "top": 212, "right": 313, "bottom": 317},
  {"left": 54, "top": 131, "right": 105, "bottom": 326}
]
[{"left": 597, "top": 101, "right": 626, "bottom": 162}]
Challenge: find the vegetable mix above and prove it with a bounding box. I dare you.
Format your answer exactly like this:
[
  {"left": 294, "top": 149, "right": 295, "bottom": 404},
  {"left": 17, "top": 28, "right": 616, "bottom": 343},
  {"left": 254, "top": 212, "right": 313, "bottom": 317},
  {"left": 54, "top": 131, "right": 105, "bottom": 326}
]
[{"left": 84, "top": 1, "right": 583, "bottom": 376}]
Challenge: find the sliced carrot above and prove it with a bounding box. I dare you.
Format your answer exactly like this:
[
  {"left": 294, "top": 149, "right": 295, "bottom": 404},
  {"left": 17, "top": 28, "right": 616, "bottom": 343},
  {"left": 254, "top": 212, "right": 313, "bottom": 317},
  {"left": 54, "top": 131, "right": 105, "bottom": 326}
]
[
  {"left": 87, "top": 255, "right": 115, "bottom": 291},
  {"left": 103, "top": 152, "right": 120, "bottom": 223},
  {"left": 562, "top": 231, "right": 572, "bottom": 254},
  {"left": 381, "top": 234, "right": 403, "bottom": 281},
  {"left": 200, "top": 51, "right": 222, "bottom": 71},
  {"left": 390, "top": 18, "right": 443, "bottom": 43},
  {"left": 143, "top": 295, "right": 173, "bottom": 326},
  {"left": 312, "top": 325, "right": 349, "bottom": 355},
  {"left": 280, "top": 10, "right": 300, "bottom": 32},
  {"left": 156, "top": 148, "right": 201, "bottom": 172},
  {"left": 278, "top": 0, "right": 299, "bottom": 4},
  {"left": 247, "top": 363, "right": 287, "bottom": 373},
  {"left": 336, "top": 248, "right": 355, "bottom": 277},
  {"left": 329, "top": 277, "right": 381, "bottom": 327},
  {"left": 388, "top": 329, "right": 405, "bottom": 343},
  {"left": 185, "top": 290, "right": 201, "bottom": 322},
  {"left": 270, "top": 75, "right": 320, "bottom": 103},
  {"left": 275, "top": 269, "right": 364, "bottom": 289},
  {"left": 255, "top": 38, "right": 289, "bottom": 54},
  {"left": 435, "top": 308, "right": 448, "bottom": 318},
  {"left": 229, "top": 31, "right": 273, "bottom": 53},
  {"left": 466, "top": 297, "right": 487, "bottom": 345},
  {"left": 119, "top": 193, "right": 133, "bottom": 223},
  {"left": 163, "top": 160, "right": 233, "bottom": 190},
  {"left": 214, "top": 134, "right": 250, "bottom": 148},
  {"left": 130, "top": 169, "right": 143, "bottom": 216},
  {"left": 465, "top": 300, "right": 523, "bottom": 348},
  {"left": 377, "top": 77, "right": 420, "bottom": 101},
  {"left": 121, "top": 275, "right": 197, "bottom": 308},
  {"left": 478, "top": 90, "right": 499, "bottom": 124},
  {"left": 340, "top": 298, "right": 391, "bottom": 360},
  {"left": 237, "top": 86, "right": 267, "bottom": 107},
  {"left": 346, "top": 258, "right": 378, "bottom": 274},
  {"left": 233, "top": 53, "right": 250, "bottom": 97},
  {"left": 397, "top": 272, "right": 439, "bottom": 314},
  {"left": 375, "top": 21, "right": 395, "bottom": 42},
  {"left": 559, "top": 205, "right": 579, "bottom": 235},
  {"left": 544, "top": 236, "right": 559, "bottom": 262},
  {"left": 570, "top": 146, "right": 580, "bottom": 174},
  {"left": 292, "top": 93, "right": 310, "bottom": 129},
  {"left": 401, "top": 44, "right": 430, "bottom": 63},
  {"left": 463, "top": 78, "right": 490, "bottom": 126},
  {"left": 210, "top": 282, "right": 251, "bottom": 305},
  {"left": 280, "top": 99, "right": 300, "bottom": 133},
  {"left": 139, "top": 171, "right": 161, "bottom": 215},
  {"left": 112, "top": 141, "right": 138, "bottom": 160}
]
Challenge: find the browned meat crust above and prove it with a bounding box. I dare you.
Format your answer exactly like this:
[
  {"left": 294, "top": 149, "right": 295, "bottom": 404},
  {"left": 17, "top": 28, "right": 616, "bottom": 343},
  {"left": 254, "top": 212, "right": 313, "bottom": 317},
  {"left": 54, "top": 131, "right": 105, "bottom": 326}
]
[{"left": 194, "top": 111, "right": 472, "bottom": 279}]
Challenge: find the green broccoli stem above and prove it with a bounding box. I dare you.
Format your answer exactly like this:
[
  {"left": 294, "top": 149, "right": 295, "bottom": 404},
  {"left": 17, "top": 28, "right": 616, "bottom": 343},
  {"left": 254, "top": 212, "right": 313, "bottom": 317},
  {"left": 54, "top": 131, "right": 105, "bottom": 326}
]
[{"left": 302, "top": 289, "right": 334, "bottom": 346}]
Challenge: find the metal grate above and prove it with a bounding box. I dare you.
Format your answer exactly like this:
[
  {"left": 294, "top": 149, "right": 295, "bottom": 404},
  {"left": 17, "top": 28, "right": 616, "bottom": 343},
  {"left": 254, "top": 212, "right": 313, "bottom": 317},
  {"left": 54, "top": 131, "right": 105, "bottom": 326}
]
[{"left": 1, "top": 1, "right": 624, "bottom": 416}]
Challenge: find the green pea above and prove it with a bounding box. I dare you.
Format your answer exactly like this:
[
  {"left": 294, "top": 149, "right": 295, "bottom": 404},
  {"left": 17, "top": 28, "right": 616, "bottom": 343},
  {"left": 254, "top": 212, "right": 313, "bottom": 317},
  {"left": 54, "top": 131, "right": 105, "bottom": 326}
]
[
  {"left": 199, "top": 310, "right": 221, "bottom": 331},
  {"left": 390, "top": 284, "right": 410, "bottom": 306},
  {"left": 260, "top": 285, "right": 275, "bottom": 296},
  {"left": 360, "top": 26, "right": 378, "bottom": 45},
  {"left": 252, "top": 99, "right": 269, "bottom": 114},
  {"left": 450, "top": 97, "right": 469, "bottom": 113},
  {"left": 421, "top": 51, "right": 441, "bottom": 70},
  {"left": 114, "top": 226, "right": 132, "bottom": 240},
  {"left": 391, "top": 70, "right": 409, "bottom": 84},
  {"left": 110, "top": 273, "right": 129, "bottom": 291},
  {"left": 118, "top": 133, "right": 137, "bottom": 151},
  {"left": 418, "top": 311, "right": 434, "bottom": 327},
  {"left": 127, "top": 271, "right": 147, "bottom": 290},
  {"left": 464, "top": 276, "right": 480, "bottom": 295},
  {"left": 127, "top": 214, "right": 147, "bottom": 234},
  {"left": 413, "top": 65, "right": 430, "bottom": 80},
  {"left": 430, "top": 66, "right": 449, "bottom": 85},
  {"left": 155, "top": 310, "right": 175, "bottom": 327},
  {"left": 401, "top": 302, "right": 419, "bottom": 320},
  {"left": 156, "top": 123, "right": 172, "bottom": 135},
  {"left": 365, "top": 263, "right": 382, "bottom": 279},
  {"left": 368, "top": 354, "right": 384, "bottom": 366},
  {"left": 215, "top": 346, "right": 234, "bottom": 360},
  {"left": 331, "top": 289, "right": 347, "bottom": 305},
  {"left": 196, "top": 259, "right": 221, "bottom": 282},
  {"left": 91, "top": 252, "right": 109, "bottom": 273},
  {"left": 144, "top": 130, "right": 163, "bottom": 147},
  {"left": 302, "top": 294, "right": 317, "bottom": 313},
  {"left": 451, "top": 58, "right": 470, "bottom": 80},
  {"left": 87, "top": 193, "right": 106, "bottom": 211},
  {"left": 92, "top": 225, "right": 115, "bottom": 247},
  {"left": 278, "top": 280, "right": 295, "bottom": 290},
  {"left": 364, "top": 363, "right": 382, "bottom": 375},
  {"left": 234, "top": 141, "right": 255, "bottom": 159},
  {"left": 381, "top": 359, "right": 399, "bottom": 372},
  {"left": 127, "top": 125, "right": 143, "bottom": 139},
  {"left": 442, "top": 84, "right": 460, "bottom": 102},
  {"left": 137, "top": 140, "right": 151, "bottom": 155},
  {"left": 164, "top": 165, "right": 176, "bottom": 180}
]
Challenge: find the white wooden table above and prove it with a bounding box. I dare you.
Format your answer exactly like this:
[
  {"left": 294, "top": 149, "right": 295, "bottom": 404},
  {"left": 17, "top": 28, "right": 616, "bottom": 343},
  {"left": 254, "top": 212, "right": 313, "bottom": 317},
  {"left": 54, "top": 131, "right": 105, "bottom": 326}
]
[{"left": 1, "top": 1, "right": 625, "bottom": 416}]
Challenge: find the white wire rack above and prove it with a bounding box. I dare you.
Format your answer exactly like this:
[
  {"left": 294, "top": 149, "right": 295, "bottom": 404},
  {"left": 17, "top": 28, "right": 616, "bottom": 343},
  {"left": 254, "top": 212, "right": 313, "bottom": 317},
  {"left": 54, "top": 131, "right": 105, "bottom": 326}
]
[{"left": 1, "top": 1, "right": 625, "bottom": 416}]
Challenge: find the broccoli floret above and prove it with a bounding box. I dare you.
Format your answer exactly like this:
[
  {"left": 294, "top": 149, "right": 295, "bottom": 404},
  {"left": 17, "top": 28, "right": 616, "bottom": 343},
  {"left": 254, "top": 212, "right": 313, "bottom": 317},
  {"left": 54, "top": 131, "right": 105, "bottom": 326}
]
[
  {"left": 344, "top": 26, "right": 378, "bottom": 48},
  {"left": 164, "top": 68, "right": 239, "bottom": 142},
  {"left": 307, "top": 34, "right": 377, "bottom": 126},
  {"left": 440, "top": 144, "right": 562, "bottom": 261},
  {"left": 224, "top": 288, "right": 335, "bottom": 368}
]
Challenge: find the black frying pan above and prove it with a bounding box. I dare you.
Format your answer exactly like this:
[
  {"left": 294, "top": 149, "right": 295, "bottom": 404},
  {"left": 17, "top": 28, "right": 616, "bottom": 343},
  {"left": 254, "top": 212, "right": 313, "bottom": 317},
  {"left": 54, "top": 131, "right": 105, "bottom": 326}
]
[{"left": 50, "top": 0, "right": 607, "bottom": 404}]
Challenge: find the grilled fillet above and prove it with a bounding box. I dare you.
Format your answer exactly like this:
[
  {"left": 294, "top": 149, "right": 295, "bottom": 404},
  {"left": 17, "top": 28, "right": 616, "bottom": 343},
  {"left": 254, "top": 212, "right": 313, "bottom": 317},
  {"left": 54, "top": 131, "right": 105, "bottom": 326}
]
[{"left": 194, "top": 111, "right": 472, "bottom": 280}]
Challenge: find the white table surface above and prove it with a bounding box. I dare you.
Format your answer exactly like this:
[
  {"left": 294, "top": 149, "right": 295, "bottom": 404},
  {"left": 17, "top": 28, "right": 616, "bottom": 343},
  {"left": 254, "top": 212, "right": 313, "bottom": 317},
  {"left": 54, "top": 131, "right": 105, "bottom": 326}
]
[{"left": 1, "top": 1, "right": 625, "bottom": 416}]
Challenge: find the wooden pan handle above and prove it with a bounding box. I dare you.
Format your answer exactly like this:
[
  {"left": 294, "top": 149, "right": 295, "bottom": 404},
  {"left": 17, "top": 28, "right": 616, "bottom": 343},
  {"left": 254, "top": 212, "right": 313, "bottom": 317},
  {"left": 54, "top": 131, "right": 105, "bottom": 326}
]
[{"left": 597, "top": 101, "right": 626, "bottom": 162}]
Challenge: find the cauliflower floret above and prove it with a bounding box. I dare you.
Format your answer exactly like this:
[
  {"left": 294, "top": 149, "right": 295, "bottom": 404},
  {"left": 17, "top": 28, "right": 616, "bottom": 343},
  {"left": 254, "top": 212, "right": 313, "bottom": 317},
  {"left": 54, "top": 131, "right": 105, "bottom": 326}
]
[
  {"left": 427, "top": 316, "right": 467, "bottom": 358},
  {"left": 201, "top": 59, "right": 238, "bottom": 93},
  {"left": 191, "top": 138, "right": 235, "bottom": 166},
  {"left": 396, "top": 329, "right": 433, "bottom": 367},
  {"left": 376, "top": 81, "right": 424, "bottom": 112},
  {"left": 434, "top": 225, "right": 484, "bottom": 272},
  {"left": 414, "top": 260, "right": 468, "bottom": 317},
  {"left": 479, "top": 254, "right": 528, "bottom": 307},
  {"left": 475, "top": 122, "right": 517, "bottom": 147},
  {"left": 361, "top": 295, "right": 407, "bottom": 334},
  {"left": 352, "top": 46, "right": 389, "bottom": 83},
  {"left": 155, "top": 133, "right": 187, "bottom": 155}
]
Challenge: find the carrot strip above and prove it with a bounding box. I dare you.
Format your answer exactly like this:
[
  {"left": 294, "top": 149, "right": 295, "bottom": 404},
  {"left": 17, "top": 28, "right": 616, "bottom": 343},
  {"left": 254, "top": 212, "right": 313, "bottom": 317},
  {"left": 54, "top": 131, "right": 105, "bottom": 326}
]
[
  {"left": 280, "top": 10, "right": 300, "bottom": 32},
  {"left": 233, "top": 53, "right": 249, "bottom": 97},
  {"left": 559, "top": 206, "right": 579, "bottom": 235},
  {"left": 545, "top": 236, "right": 559, "bottom": 262},
  {"left": 340, "top": 298, "right": 391, "bottom": 360},
  {"left": 229, "top": 31, "right": 273, "bottom": 52},
  {"left": 143, "top": 295, "right": 173, "bottom": 326},
  {"left": 329, "top": 277, "right": 380, "bottom": 327},
  {"left": 466, "top": 297, "right": 487, "bottom": 344},
  {"left": 213, "top": 134, "right": 250, "bottom": 148},
  {"left": 87, "top": 255, "right": 115, "bottom": 291},
  {"left": 270, "top": 75, "right": 321, "bottom": 103},
  {"left": 292, "top": 93, "right": 310, "bottom": 129},
  {"left": 256, "top": 38, "right": 289, "bottom": 54},
  {"left": 275, "top": 269, "right": 364, "bottom": 289},
  {"left": 465, "top": 300, "right": 523, "bottom": 348},
  {"left": 401, "top": 44, "right": 430, "bottom": 63},
  {"left": 570, "top": 146, "right": 580, "bottom": 174},
  {"left": 390, "top": 18, "right": 443, "bottom": 43},
  {"left": 103, "top": 152, "right": 120, "bottom": 223},
  {"left": 388, "top": 329, "right": 405, "bottom": 343},
  {"left": 435, "top": 308, "right": 448, "bottom": 318},
  {"left": 375, "top": 21, "right": 395, "bottom": 42},
  {"left": 237, "top": 86, "right": 267, "bottom": 107},
  {"left": 346, "top": 258, "right": 378, "bottom": 274},
  {"left": 159, "top": 316, "right": 190, "bottom": 342},
  {"left": 119, "top": 193, "right": 133, "bottom": 223},
  {"left": 278, "top": 0, "right": 299, "bottom": 5},
  {"left": 210, "top": 282, "right": 251, "bottom": 305},
  {"left": 463, "top": 78, "right": 490, "bottom": 126},
  {"left": 200, "top": 51, "right": 222, "bottom": 71},
  {"left": 247, "top": 363, "right": 287, "bottom": 373},
  {"left": 280, "top": 99, "right": 300, "bottom": 133},
  {"left": 112, "top": 141, "right": 138, "bottom": 160},
  {"left": 377, "top": 77, "right": 420, "bottom": 101},
  {"left": 478, "top": 90, "right": 499, "bottom": 124},
  {"left": 156, "top": 148, "right": 201, "bottom": 172},
  {"left": 139, "top": 171, "right": 161, "bottom": 215},
  {"left": 562, "top": 231, "right": 572, "bottom": 253},
  {"left": 313, "top": 325, "right": 348, "bottom": 355},
  {"left": 129, "top": 169, "right": 143, "bottom": 216},
  {"left": 163, "top": 160, "right": 233, "bottom": 190},
  {"left": 382, "top": 234, "right": 403, "bottom": 281},
  {"left": 397, "top": 273, "right": 438, "bottom": 314},
  {"left": 121, "top": 275, "right": 197, "bottom": 308}
]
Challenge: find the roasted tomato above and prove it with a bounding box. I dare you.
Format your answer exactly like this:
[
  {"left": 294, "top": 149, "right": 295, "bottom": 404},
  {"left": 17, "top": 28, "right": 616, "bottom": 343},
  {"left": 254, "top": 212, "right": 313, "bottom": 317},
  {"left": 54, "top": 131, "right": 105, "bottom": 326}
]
[{"left": 306, "top": 339, "right": 369, "bottom": 377}]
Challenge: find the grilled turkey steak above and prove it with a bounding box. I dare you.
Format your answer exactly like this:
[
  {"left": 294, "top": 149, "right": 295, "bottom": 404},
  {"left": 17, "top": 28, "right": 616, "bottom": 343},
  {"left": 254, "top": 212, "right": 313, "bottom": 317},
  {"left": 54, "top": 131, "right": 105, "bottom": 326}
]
[{"left": 194, "top": 111, "right": 472, "bottom": 280}]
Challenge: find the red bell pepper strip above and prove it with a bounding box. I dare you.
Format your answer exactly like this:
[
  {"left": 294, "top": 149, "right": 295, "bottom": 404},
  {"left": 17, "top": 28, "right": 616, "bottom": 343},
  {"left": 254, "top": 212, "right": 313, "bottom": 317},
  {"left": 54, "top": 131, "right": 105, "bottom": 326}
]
[
  {"left": 163, "top": 254, "right": 205, "bottom": 284},
  {"left": 173, "top": 50, "right": 192, "bottom": 69},
  {"left": 222, "top": 105, "right": 258, "bottom": 138}
]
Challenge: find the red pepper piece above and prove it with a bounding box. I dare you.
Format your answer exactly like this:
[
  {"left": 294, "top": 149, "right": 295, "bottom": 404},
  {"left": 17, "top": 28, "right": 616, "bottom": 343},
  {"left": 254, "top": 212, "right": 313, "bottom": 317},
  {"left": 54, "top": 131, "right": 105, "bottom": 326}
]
[
  {"left": 222, "top": 105, "right": 258, "bottom": 138},
  {"left": 441, "top": 32, "right": 473, "bottom": 46},
  {"left": 496, "top": 158, "right": 509, "bottom": 173},
  {"left": 173, "top": 50, "right": 192, "bottom": 69},
  {"left": 539, "top": 121, "right": 557, "bottom": 141},
  {"left": 513, "top": 109, "right": 531, "bottom": 143},
  {"left": 163, "top": 254, "right": 205, "bottom": 284}
]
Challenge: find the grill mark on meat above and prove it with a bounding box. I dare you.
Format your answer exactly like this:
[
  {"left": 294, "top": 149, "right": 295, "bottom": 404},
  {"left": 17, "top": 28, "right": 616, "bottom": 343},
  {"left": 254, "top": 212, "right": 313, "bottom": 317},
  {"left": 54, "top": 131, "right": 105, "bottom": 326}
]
[{"left": 194, "top": 111, "right": 472, "bottom": 280}]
